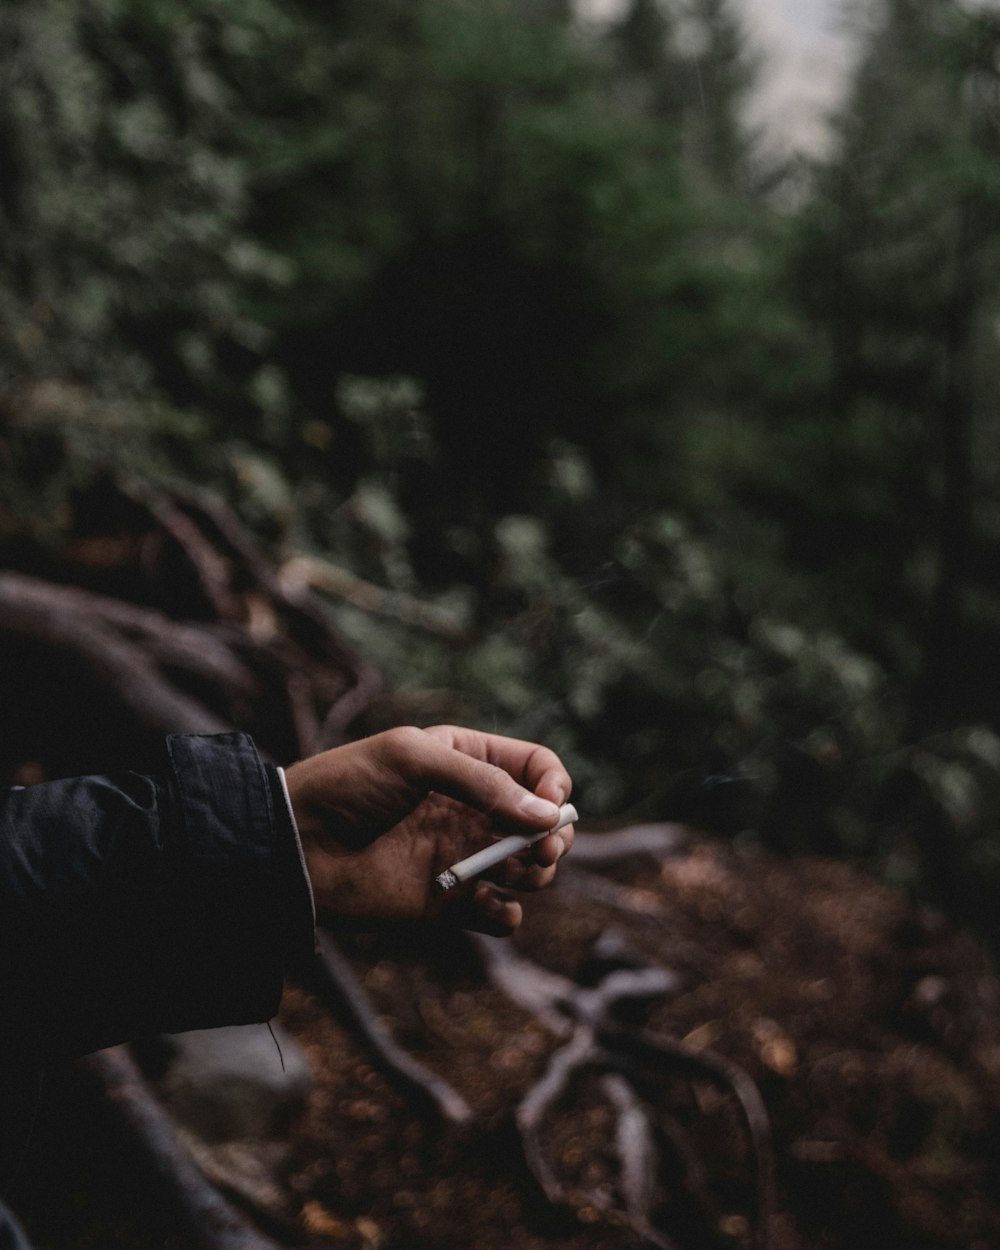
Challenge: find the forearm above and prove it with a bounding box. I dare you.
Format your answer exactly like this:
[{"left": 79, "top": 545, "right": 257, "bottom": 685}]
[{"left": 0, "top": 723, "right": 573, "bottom": 1058}]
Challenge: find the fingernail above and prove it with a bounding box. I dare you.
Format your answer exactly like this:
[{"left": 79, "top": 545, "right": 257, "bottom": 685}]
[{"left": 519, "top": 794, "right": 561, "bottom": 823}]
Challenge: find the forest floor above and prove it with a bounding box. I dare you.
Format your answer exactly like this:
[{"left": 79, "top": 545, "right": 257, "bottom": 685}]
[
  {"left": 272, "top": 829, "right": 1000, "bottom": 1250},
  {"left": 10, "top": 828, "right": 1000, "bottom": 1250},
  {"left": 4, "top": 509, "right": 999, "bottom": 1250}
]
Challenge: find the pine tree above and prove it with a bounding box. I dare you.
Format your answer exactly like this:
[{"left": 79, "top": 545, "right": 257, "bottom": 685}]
[
  {"left": 788, "top": 0, "right": 1000, "bottom": 722},
  {"left": 606, "top": 0, "right": 760, "bottom": 190}
]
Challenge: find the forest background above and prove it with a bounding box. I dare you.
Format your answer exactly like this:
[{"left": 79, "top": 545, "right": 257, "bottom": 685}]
[{"left": 3, "top": 0, "right": 1000, "bottom": 958}]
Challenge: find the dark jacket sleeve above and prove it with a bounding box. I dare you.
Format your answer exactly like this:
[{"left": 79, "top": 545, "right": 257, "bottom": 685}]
[{"left": 0, "top": 733, "right": 315, "bottom": 1060}]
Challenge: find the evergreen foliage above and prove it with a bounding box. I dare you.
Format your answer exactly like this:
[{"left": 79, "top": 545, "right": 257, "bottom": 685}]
[{"left": 4, "top": 0, "right": 1000, "bottom": 949}]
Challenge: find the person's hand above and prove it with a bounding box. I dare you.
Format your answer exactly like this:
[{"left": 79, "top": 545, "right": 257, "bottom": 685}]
[{"left": 284, "top": 725, "right": 573, "bottom": 936}]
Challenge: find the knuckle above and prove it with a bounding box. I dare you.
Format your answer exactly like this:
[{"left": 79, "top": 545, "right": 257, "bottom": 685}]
[
  {"left": 377, "top": 725, "right": 427, "bottom": 770},
  {"left": 381, "top": 725, "right": 425, "bottom": 752}
]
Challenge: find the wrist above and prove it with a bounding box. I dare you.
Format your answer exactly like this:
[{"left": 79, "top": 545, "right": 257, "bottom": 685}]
[{"left": 300, "top": 836, "right": 363, "bottom": 928}]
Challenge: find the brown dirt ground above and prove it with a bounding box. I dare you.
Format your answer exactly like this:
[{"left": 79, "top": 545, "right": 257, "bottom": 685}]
[
  {"left": 273, "top": 831, "right": 1000, "bottom": 1250},
  {"left": 9, "top": 830, "right": 1000, "bottom": 1250}
]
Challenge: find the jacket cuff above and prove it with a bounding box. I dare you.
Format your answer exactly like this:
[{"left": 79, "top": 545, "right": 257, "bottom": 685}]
[
  {"left": 0, "top": 733, "right": 319, "bottom": 1060},
  {"left": 161, "top": 733, "right": 317, "bottom": 1032}
]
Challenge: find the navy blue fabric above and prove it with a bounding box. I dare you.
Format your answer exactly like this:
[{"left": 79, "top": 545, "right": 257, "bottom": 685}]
[{"left": 0, "top": 733, "right": 313, "bottom": 1061}]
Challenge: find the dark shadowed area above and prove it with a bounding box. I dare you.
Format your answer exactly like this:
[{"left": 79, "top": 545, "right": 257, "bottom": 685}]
[{"left": 3, "top": 1, "right": 1000, "bottom": 1247}]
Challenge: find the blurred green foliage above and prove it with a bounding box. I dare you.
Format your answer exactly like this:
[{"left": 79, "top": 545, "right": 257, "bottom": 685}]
[{"left": 5, "top": 0, "right": 1000, "bottom": 949}]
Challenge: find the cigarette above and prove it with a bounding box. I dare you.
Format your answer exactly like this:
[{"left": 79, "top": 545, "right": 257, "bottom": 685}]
[{"left": 435, "top": 802, "right": 578, "bottom": 891}]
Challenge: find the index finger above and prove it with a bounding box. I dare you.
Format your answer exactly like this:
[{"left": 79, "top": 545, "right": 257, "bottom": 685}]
[{"left": 422, "top": 724, "right": 572, "bottom": 807}]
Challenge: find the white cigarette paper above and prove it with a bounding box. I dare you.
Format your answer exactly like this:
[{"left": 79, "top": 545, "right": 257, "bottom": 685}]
[{"left": 435, "top": 802, "right": 578, "bottom": 891}]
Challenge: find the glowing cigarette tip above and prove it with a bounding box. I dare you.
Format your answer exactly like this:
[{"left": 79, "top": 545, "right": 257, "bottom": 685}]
[{"left": 435, "top": 802, "right": 578, "bottom": 891}]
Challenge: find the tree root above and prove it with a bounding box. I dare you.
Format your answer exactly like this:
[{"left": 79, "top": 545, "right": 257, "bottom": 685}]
[
  {"left": 280, "top": 552, "right": 470, "bottom": 643},
  {"left": 80, "top": 1047, "right": 287, "bottom": 1250},
  {"left": 0, "top": 571, "right": 234, "bottom": 739},
  {"left": 0, "top": 490, "right": 379, "bottom": 772},
  {"left": 472, "top": 926, "right": 776, "bottom": 1250},
  {"left": 567, "top": 824, "right": 690, "bottom": 867},
  {"left": 308, "top": 932, "right": 475, "bottom": 1128}
]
